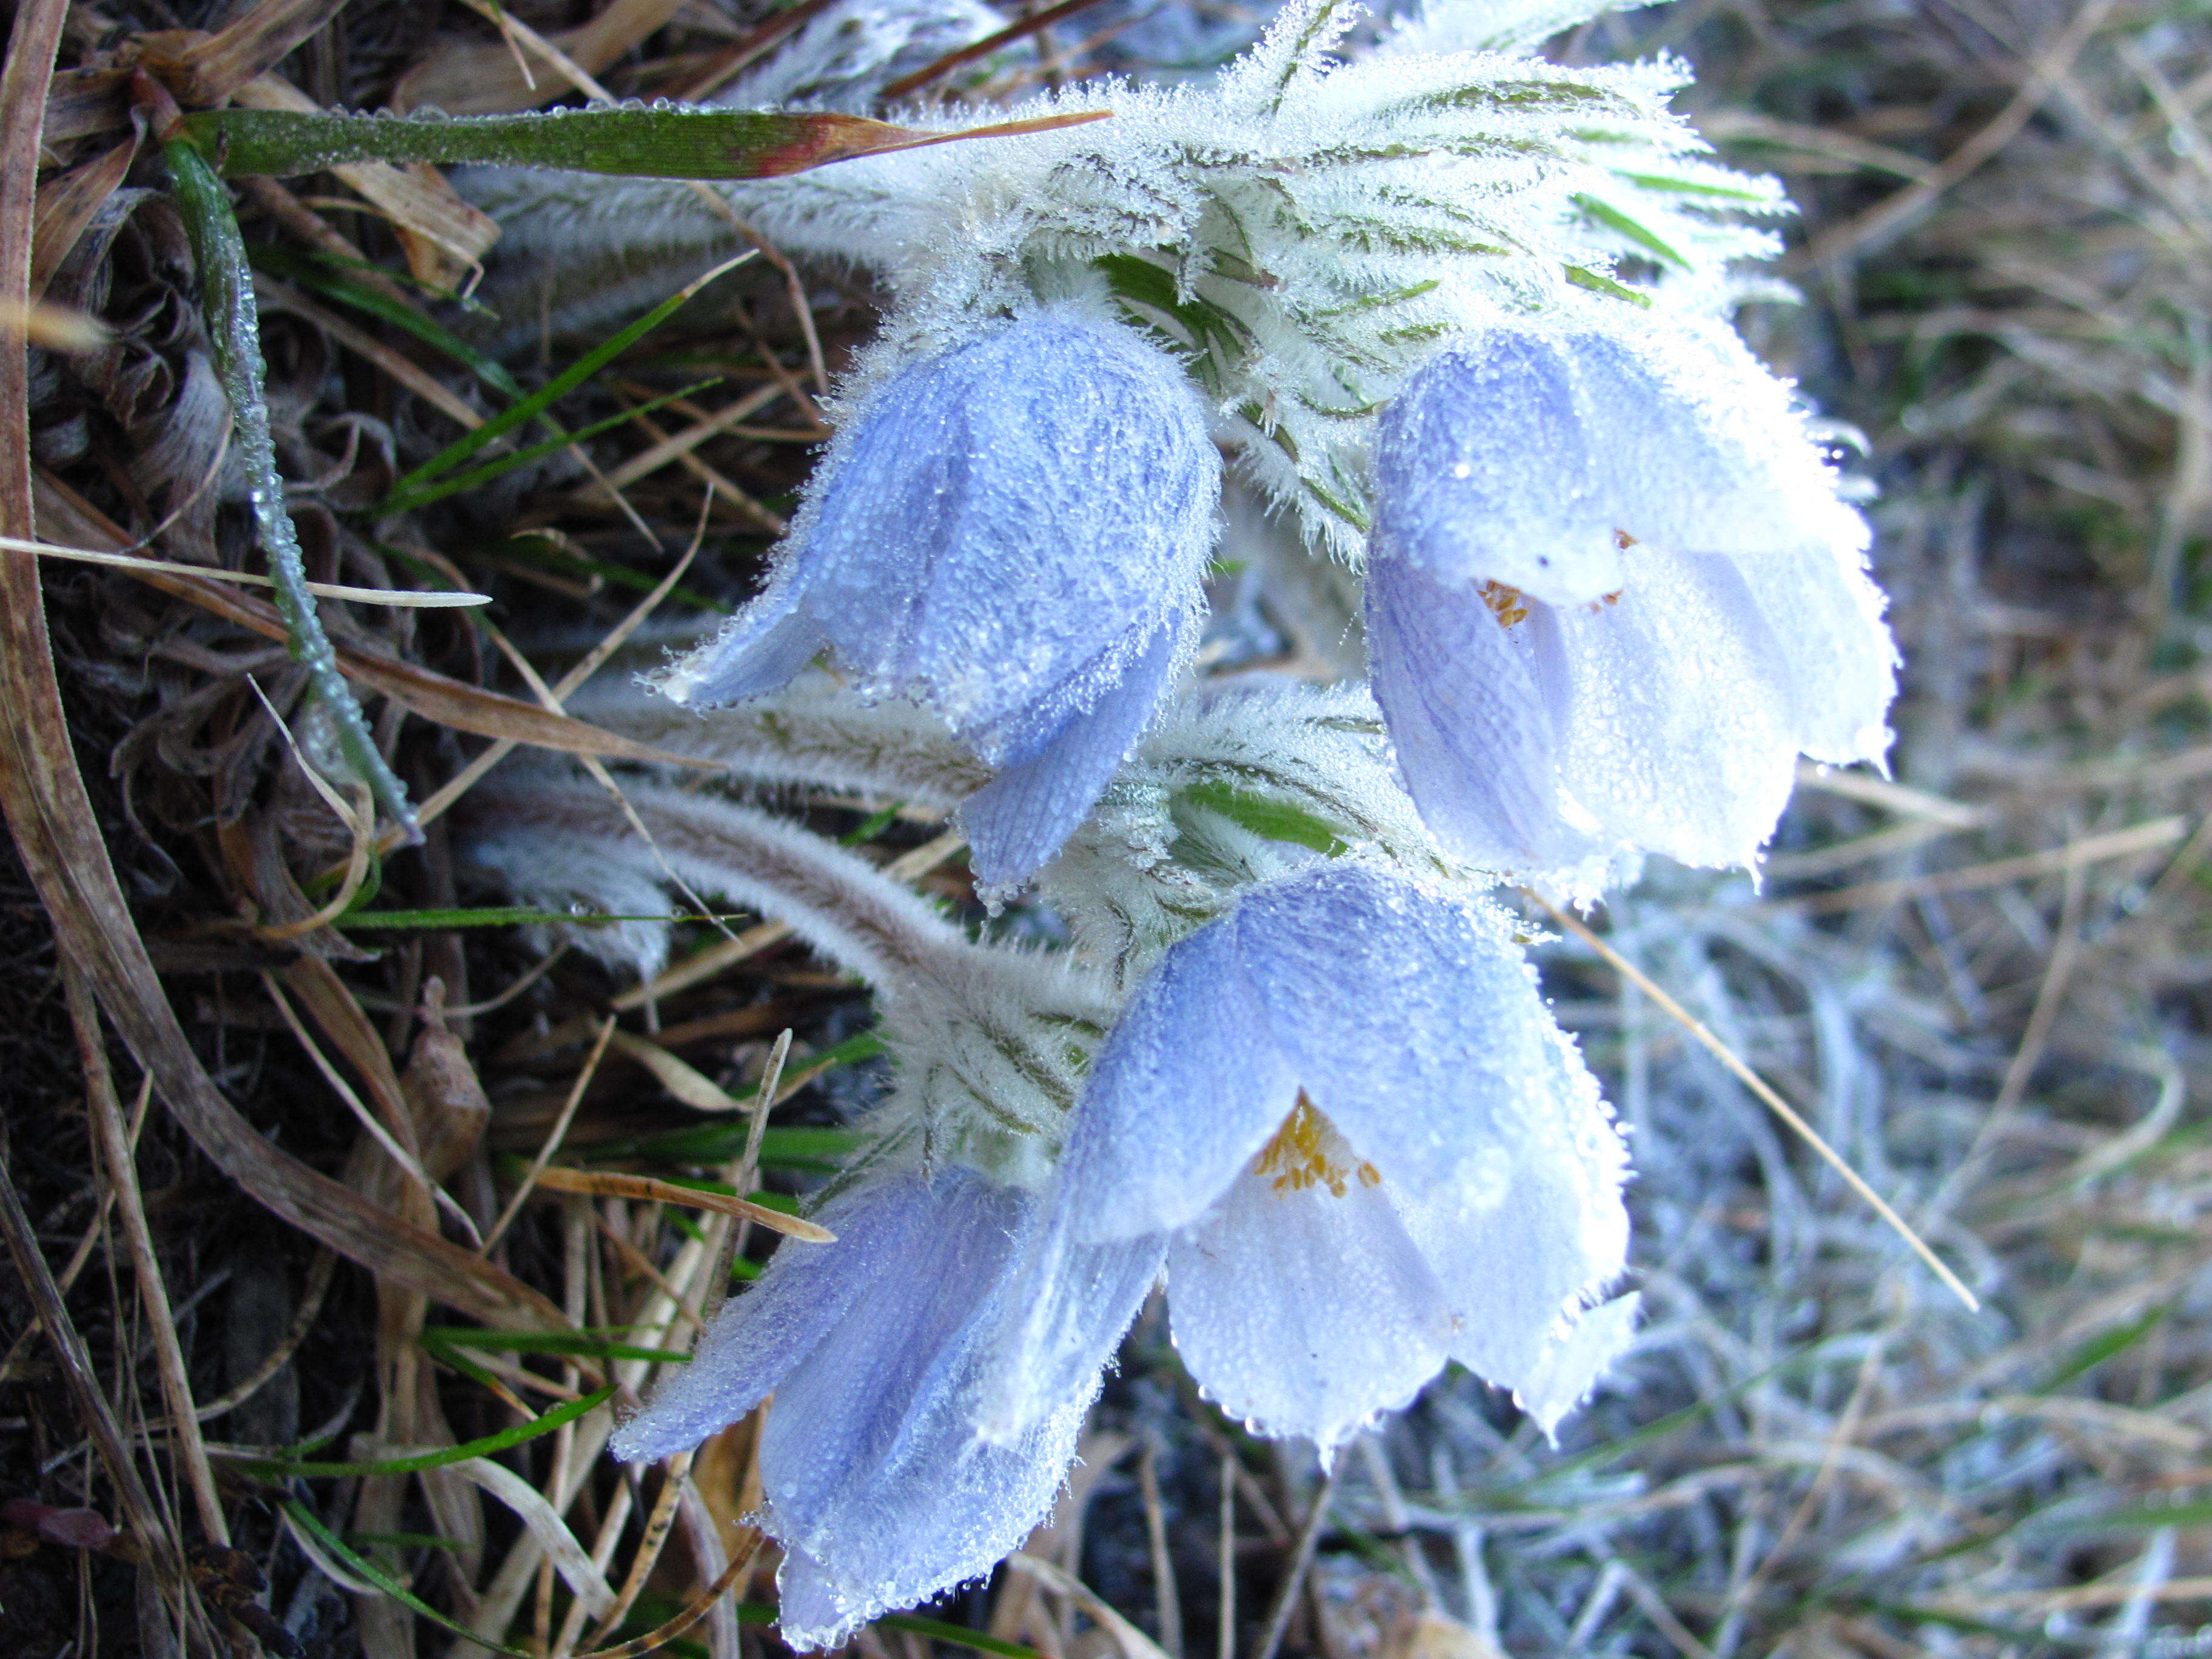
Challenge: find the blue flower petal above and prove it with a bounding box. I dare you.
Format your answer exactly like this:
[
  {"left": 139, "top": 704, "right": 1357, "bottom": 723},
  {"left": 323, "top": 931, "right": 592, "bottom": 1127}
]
[
  {"left": 1168, "top": 1157, "right": 1453, "bottom": 1449},
  {"left": 801, "top": 308, "right": 1218, "bottom": 732},
  {"left": 1061, "top": 911, "right": 1301, "bottom": 1243},
  {"left": 662, "top": 580, "right": 828, "bottom": 709},
  {"left": 959, "top": 623, "right": 1180, "bottom": 891},
  {"left": 1366, "top": 554, "right": 1594, "bottom": 871},
  {"left": 1230, "top": 865, "right": 1562, "bottom": 1204},
  {"left": 608, "top": 1170, "right": 918, "bottom": 1464}
]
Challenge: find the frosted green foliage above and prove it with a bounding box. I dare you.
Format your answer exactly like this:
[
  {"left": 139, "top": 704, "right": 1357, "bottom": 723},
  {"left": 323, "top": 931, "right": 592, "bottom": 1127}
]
[
  {"left": 465, "top": 0, "right": 1788, "bottom": 558},
  {"left": 1366, "top": 316, "right": 1895, "bottom": 876},
  {"left": 1049, "top": 862, "right": 1635, "bottom": 1449},
  {"left": 611, "top": 1168, "right": 1159, "bottom": 1650},
  {"left": 659, "top": 307, "right": 1221, "bottom": 894}
]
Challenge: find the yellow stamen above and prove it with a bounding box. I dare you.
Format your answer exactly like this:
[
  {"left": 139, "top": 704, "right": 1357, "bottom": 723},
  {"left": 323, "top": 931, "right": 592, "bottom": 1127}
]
[
  {"left": 1478, "top": 580, "right": 1530, "bottom": 628},
  {"left": 1252, "top": 1096, "right": 1381, "bottom": 1198}
]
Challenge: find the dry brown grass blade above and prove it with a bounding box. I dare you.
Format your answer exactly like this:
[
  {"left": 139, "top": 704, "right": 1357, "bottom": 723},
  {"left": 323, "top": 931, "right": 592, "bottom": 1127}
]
[
  {"left": 608, "top": 1029, "right": 743, "bottom": 1110},
  {"left": 1787, "top": 0, "right": 2118, "bottom": 271},
  {"left": 571, "top": 1533, "right": 766, "bottom": 1659},
  {"left": 68, "top": 965, "right": 231, "bottom": 1550},
  {"left": 0, "top": 294, "right": 107, "bottom": 350},
  {"left": 397, "top": 0, "right": 686, "bottom": 116},
  {"left": 0, "top": 1136, "right": 187, "bottom": 1607},
  {"left": 142, "top": 0, "right": 352, "bottom": 106},
  {"left": 531, "top": 1166, "right": 837, "bottom": 1242},
  {"left": 1776, "top": 814, "right": 2185, "bottom": 915},
  {"left": 30, "top": 128, "right": 140, "bottom": 299},
  {"left": 33, "top": 471, "right": 715, "bottom": 767}
]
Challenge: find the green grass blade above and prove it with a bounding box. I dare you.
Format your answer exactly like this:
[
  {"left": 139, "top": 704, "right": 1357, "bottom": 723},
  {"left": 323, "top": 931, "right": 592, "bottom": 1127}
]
[
  {"left": 383, "top": 379, "right": 719, "bottom": 516},
  {"left": 282, "top": 1501, "right": 535, "bottom": 1655},
  {"left": 383, "top": 256, "right": 752, "bottom": 506},
  {"left": 239, "top": 1384, "right": 613, "bottom": 1479}
]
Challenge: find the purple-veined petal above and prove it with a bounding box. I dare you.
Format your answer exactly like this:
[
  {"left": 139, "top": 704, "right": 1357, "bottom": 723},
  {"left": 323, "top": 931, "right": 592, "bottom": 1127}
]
[
  {"left": 660, "top": 580, "right": 828, "bottom": 709},
  {"left": 1227, "top": 865, "right": 1561, "bottom": 1205},
  {"left": 1061, "top": 914, "right": 1301, "bottom": 1244},
  {"left": 960, "top": 622, "right": 1181, "bottom": 893},
  {"left": 1547, "top": 545, "right": 1798, "bottom": 870},
  {"left": 1366, "top": 553, "right": 1595, "bottom": 872},
  {"left": 1167, "top": 1154, "right": 1454, "bottom": 1450},
  {"left": 609, "top": 1171, "right": 922, "bottom": 1463}
]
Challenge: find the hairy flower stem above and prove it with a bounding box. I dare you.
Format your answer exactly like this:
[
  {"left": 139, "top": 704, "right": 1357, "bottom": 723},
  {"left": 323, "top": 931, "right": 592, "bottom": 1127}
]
[
  {"left": 149, "top": 84, "right": 421, "bottom": 843},
  {"left": 468, "top": 777, "right": 972, "bottom": 991}
]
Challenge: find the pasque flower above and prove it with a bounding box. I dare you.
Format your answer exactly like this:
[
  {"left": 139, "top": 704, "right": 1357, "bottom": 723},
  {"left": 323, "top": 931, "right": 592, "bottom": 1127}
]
[
  {"left": 1365, "top": 318, "right": 1897, "bottom": 877},
  {"left": 659, "top": 305, "right": 1221, "bottom": 893},
  {"left": 1048, "top": 862, "right": 1637, "bottom": 1451},
  {"left": 613, "top": 1166, "right": 1157, "bottom": 1649}
]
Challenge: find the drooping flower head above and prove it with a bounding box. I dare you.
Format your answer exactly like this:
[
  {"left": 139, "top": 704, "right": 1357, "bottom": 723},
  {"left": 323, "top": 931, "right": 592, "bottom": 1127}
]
[
  {"left": 1365, "top": 316, "right": 1897, "bottom": 879},
  {"left": 659, "top": 304, "right": 1222, "bottom": 892},
  {"left": 1046, "top": 862, "right": 1636, "bottom": 1452},
  {"left": 612, "top": 1168, "right": 1157, "bottom": 1650}
]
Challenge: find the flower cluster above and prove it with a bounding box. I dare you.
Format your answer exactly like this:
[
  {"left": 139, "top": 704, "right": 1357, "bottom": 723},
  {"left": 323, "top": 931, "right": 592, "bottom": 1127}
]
[{"left": 463, "top": 0, "right": 1897, "bottom": 1646}]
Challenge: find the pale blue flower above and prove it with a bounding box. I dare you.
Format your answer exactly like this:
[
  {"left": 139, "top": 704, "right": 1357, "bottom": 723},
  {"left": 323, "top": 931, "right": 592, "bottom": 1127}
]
[
  {"left": 1366, "top": 319, "right": 1896, "bottom": 876},
  {"left": 660, "top": 306, "right": 1221, "bottom": 892},
  {"left": 612, "top": 1166, "right": 1156, "bottom": 1650},
  {"left": 1053, "top": 863, "right": 1637, "bottom": 1451}
]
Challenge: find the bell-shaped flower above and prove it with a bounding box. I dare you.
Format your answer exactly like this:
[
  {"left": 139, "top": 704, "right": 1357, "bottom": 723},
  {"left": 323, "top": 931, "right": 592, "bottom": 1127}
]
[
  {"left": 1364, "top": 318, "right": 1897, "bottom": 877},
  {"left": 612, "top": 1165, "right": 1158, "bottom": 1649},
  {"left": 1050, "top": 862, "right": 1637, "bottom": 1452},
  {"left": 658, "top": 305, "right": 1222, "bottom": 893}
]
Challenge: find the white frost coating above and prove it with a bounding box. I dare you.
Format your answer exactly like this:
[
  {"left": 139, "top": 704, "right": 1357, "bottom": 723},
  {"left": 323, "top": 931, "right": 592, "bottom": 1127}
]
[
  {"left": 1367, "top": 318, "right": 1896, "bottom": 879},
  {"left": 612, "top": 1168, "right": 1159, "bottom": 1651},
  {"left": 464, "top": 0, "right": 1789, "bottom": 553},
  {"left": 1050, "top": 861, "right": 1634, "bottom": 1448},
  {"left": 712, "top": 0, "right": 1007, "bottom": 113},
  {"left": 658, "top": 305, "right": 1221, "bottom": 894}
]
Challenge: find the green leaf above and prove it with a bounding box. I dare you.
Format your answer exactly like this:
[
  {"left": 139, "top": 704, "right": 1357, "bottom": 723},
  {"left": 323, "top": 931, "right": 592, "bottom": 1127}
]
[
  {"left": 1574, "top": 193, "right": 1690, "bottom": 269},
  {"left": 1183, "top": 782, "right": 1350, "bottom": 856},
  {"left": 383, "top": 257, "right": 751, "bottom": 509},
  {"left": 282, "top": 1502, "right": 535, "bottom": 1655},
  {"left": 474, "top": 534, "right": 733, "bottom": 614},
  {"left": 239, "top": 1385, "right": 614, "bottom": 1479},
  {"left": 162, "top": 136, "right": 419, "bottom": 840},
  {"left": 247, "top": 243, "right": 524, "bottom": 400},
  {"left": 382, "top": 377, "right": 722, "bottom": 515},
  {"left": 1564, "top": 265, "right": 1653, "bottom": 307},
  {"left": 1616, "top": 170, "right": 1774, "bottom": 202},
  {"left": 838, "top": 802, "right": 907, "bottom": 847},
  {"left": 421, "top": 1327, "right": 691, "bottom": 1365},
  {"left": 337, "top": 906, "right": 735, "bottom": 930},
  {"left": 2038, "top": 1305, "right": 2168, "bottom": 1393},
  {"left": 182, "top": 104, "right": 1114, "bottom": 183}
]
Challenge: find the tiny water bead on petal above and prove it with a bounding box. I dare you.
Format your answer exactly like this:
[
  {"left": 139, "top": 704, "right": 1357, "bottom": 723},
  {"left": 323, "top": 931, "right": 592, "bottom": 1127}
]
[
  {"left": 1367, "top": 318, "right": 1897, "bottom": 877},
  {"left": 1057, "top": 862, "right": 1637, "bottom": 1449},
  {"left": 657, "top": 304, "right": 1223, "bottom": 892},
  {"left": 612, "top": 1165, "right": 1156, "bottom": 1651}
]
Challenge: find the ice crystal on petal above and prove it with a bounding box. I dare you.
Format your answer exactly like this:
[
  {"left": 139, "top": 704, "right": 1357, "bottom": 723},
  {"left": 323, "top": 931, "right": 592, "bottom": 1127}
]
[
  {"left": 1368, "top": 318, "right": 1895, "bottom": 877},
  {"left": 612, "top": 1168, "right": 1155, "bottom": 1651},
  {"left": 1054, "top": 862, "right": 1634, "bottom": 1447},
  {"left": 659, "top": 306, "right": 1221, "bottom": 893}
]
